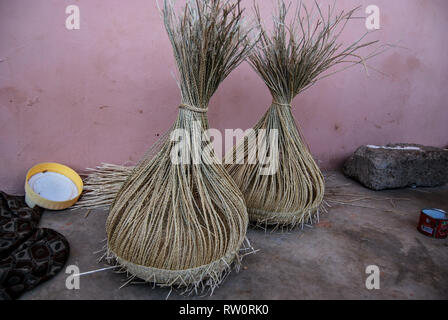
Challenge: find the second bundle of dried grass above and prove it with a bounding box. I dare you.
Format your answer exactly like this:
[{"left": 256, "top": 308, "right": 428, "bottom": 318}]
[{"left": 224, "top": 1, "right": 382, "bottom": 228}]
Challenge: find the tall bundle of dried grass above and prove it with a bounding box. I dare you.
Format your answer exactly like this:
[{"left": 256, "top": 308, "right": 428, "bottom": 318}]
[
  {"left": 101, "top": 0, "right": 257, "bottom": 291},
  {"left": 224, "top": 0, "right": 382, "bottom": 228}
]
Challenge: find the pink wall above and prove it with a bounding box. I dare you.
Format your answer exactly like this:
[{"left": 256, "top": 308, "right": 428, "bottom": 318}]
[{"left": 1, "top": 0, "right": 447, "bottom": 194}]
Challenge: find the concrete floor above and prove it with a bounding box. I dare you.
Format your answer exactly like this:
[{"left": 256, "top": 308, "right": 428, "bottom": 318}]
[{"left": 22, "top": 172, "right": 448, "bottom": 300}]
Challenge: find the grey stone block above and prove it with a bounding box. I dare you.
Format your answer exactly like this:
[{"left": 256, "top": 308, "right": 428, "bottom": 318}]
[{"left": 343, "top": 143, "right": 448, "bottom": 191}]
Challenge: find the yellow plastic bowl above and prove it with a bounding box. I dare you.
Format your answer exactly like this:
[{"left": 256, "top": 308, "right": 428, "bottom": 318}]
[{"left": 25, "top": 162, "right": 83, "bottom": 210}]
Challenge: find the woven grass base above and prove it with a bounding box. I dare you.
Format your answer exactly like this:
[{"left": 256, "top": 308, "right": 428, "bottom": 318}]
[
  {"left": 249, "top": 204, "right": 325, "bottom": 229},
  {"left": 105, "top": 237, "right": 254, "bottom": 295}
]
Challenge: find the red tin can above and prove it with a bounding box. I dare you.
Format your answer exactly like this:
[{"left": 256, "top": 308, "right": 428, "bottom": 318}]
[{"left": 417, "top": 208, "right": 448, "bottom": 239}]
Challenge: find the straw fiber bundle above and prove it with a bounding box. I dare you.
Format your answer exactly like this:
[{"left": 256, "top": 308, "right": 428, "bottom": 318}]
[
  {"left": 102, "top": 0, "right": 257, "bottom": 291},
  {"left": 224, "top": 1, "right": 381, "bottom": 228}
]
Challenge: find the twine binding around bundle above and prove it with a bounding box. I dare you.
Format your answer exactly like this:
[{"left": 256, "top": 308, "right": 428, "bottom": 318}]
[
  {"left": 272, "top": 101, "right": 291, "bottom": 108},
  {"left": 179, "top": 103, "right": 208, "bottom": 113}
]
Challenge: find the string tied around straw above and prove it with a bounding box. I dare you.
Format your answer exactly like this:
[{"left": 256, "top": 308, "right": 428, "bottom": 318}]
[
  {"left": 272, "top": 101, "right": 292, "bottom": 108},
  {"left": 179, "top": 103, "right": 208, "bottom": 113}
]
